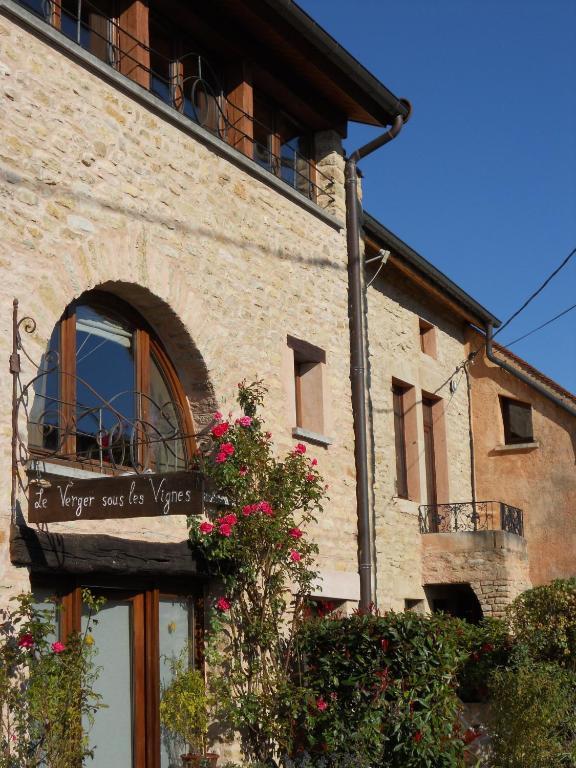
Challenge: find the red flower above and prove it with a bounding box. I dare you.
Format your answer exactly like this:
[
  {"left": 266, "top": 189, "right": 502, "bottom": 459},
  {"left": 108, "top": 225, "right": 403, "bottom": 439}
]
[
  {"left": 289, "top": 527, "right": 303, "bottom": 539},
  {"left": 199, "top": 521, "right": 214, "bottom": 534},
  {"left": 219, "top": 514, "right": 237, "bottom": 526},
  {"left": 294, "top": 443, "right": 306, "bottom": 454},
  {"left": 221, "top": 442, "right": 235, "bottom": 456},
  {"left": 481, "top": 642, "right": 494, "bottom": 653},
  {"left": 213, "top": 411, "right": 223, "bottom": 421},
  {"left": 211, "top": 422, "right": 229, "bottom": 438},
  {"left": 290, "top": 550, "right": 302, "bottom": 562},
  {"left": 316, "top": 696, "right": 328, "bottom": 712},
  {"left": 51, "top": 641, "right": 66, "bottom": 654},
  {"left": 464, "top": 727, "right": 481, "bottom": 745},
  {"left": 239, "top": 466, "right": 248, "bottom": 476},
  {"left": 236, "top": 416, "right": 252, "bottom": 427},
  {"left": 18, "top": 633, "right": 34, "bottom": 650},
  {"left": 413, "top": 731, "right": 423, "bottom": 743},
  {"left": 380, "top": 638, "right": 390, "bottom": 653},
  {"left": 219, "top": 523, "right": 233, "bottom": 537},
  {"left": 305, "top": 473, "right": 316, "bottom": 482},
  {"left": 258, "top": 501, "right": 273, "bottom": 516},
  {"left": 242, "top": 504, "right": 256, "bottom": 516},
  {"left": 311, "top": 458, "right": 318, "bottom": 466},
  {"left": 215, "top": 452, "right": 227, "bottom": 464},
  {"left": 216, "top": 597, "right": 231, "bottom": 612}
]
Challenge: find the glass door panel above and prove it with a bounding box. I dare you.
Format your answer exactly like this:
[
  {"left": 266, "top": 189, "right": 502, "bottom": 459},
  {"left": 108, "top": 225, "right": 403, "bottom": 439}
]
[
  {"left": 81, "top": 599, "right": 134, "bottom": 767},
  {"left": 159, "top": 596, "right": 193, "bottom": 768}
]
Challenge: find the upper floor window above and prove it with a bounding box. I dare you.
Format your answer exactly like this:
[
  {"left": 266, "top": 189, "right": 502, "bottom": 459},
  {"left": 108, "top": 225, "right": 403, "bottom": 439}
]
[
  {"left": 30, "top": 292, "right": 194, "bottom": 473},
  {"left": 500, "top": 396, "right": 534, "bottom": 445},
  {"left": 419, "top": 318, "right": 437, "bottom": 358}
]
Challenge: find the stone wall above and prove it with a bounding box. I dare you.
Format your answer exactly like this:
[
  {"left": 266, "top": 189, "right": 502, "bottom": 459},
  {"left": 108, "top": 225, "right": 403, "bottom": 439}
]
[
  {"left": 0, "top": 12, "right": 359, "bottom": 602},
  {"left": 422, "top": 530, "right": 531, "bottom": 617},
  {"left": 366, "top": 263, "right": 474, "bottom": 610}
]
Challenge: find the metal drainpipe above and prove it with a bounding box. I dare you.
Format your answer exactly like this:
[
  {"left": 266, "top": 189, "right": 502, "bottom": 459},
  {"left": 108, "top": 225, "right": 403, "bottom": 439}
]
[
  {"left": 345, "top": 102, "right": 411, "bottom": 611},
  {"left": 486, "top": 323, "right": 576, "bottom": 418}
]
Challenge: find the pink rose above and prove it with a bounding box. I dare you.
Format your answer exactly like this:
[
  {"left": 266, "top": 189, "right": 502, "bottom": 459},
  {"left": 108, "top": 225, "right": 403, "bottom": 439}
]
[
  {"left": 219, "top": 523, "right": 233, "bottom": 537},
  {"left": 219, "top": 514, "right": 237, "bottom": 526},
  {"left": 18, "top": 633, "right": 34, "bottom": 650},
  {"left": 216, "top": 597, "right": 231, "bottom": 612},
  {"left": 258, "top": 501, "right": 273, "bottom": 516},
  {"left": 316, "top": 696, "right": 328, "bottom": 712},
  {"left": 199, "top": 521, "right": 214, "bottom": 534},
  {"left": 242, "top": 504, "right": 256, "bottom": 516},
  {"left": 221, "top": 442, "right": 235, "bottom": 456},
  {"left": 212, "top": 422, "right": 229, "bottom": 438},
  {"left": 239, "top": 466, "right": 248, "bottom": 476},
  {"left": 290, "top": 550, "right": 302, "bottom": 562},
  {"left": 289, "top": 527, "right": 303, "bottom": 539},
  {"left": 236, "top": 416, "right": 253, "bottom": 427},
  {"left": 213, "top": 411, "right": 223, "bottom": 421},
  {"left": 215, "top": 452, "right": 227, "bottom": 464},
  {"left": 51, "top": 641, "right": 66, "bottom": 654},
  {"left": 294, "top": 443, "right": 307, "bottom": 454},
  {"left": 305, "top": 473, "right": 316, "bottom": 482},
  {"left": 265, "top": 431, "right": 272, "bottom": 439},
  {"left": 311, "top": 458, "right": 318, "bottom": 466}
]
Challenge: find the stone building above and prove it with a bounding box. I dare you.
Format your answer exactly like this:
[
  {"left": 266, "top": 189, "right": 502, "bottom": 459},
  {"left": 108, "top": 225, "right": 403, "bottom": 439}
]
[
  {"left": 0, "top": 0, "right": 410, "bottom": 763},
  {"left": 363, "top": 215, "right": 532, "bottom": 620},
  {"left": 467, "top": 332, "right": 576, "bottom": 588}
]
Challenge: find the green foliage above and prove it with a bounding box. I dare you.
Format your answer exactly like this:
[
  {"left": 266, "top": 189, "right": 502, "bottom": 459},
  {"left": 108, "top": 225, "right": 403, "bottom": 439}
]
[
  {"left": 0, "top": 590, "right": 104, "bottom": 768},
  {"left": 160, "top": 651, "right": 208, "bottom": 753},
  {"left": 489, "top": 662, "right": 576, "bottom": 768},
  {"left": 189, "top": 382, "right": 325, "bottom": 764},
  {"left": 292, "top": 609, "right": 469, "bottom": 768},
  {"left": 507, "top": 578, "right": 576, "bottom": 669},
  {"left": 455, "top": 617, "right": 511, "bottom": 702}
]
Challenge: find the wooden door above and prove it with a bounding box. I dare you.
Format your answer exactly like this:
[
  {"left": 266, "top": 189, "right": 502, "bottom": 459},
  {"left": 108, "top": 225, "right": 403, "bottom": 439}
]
[{"left": 422, "top": 398, "right": 437, "bottom": 509}]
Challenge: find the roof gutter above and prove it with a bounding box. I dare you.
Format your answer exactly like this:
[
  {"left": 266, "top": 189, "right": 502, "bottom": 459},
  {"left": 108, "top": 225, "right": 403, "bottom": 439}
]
[
  {"left": 486, "top": 323, "right": 576, "bottom": 418},
  {"left": 345, "top": 103, "right": 411, "bottom": 611}
]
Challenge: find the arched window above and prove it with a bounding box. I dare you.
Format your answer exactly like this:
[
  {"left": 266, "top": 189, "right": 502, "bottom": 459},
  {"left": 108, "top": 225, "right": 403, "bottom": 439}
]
[{"left": 30, "top": 291, "right": 195, "bottom": 473}]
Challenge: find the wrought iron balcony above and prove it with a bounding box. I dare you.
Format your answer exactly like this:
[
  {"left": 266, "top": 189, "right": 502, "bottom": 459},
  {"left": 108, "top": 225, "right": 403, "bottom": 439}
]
[
  {"left": 418, "top": 501, "right": 524, "bottom": 537},
  {"left": 15, "top": 0, "right": 334, "bottom": 206}
]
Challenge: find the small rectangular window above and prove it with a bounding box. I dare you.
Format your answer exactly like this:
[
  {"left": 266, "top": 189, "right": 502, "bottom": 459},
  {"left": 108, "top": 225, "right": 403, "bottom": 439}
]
[
  {"left": 393, "top": 384, "right": 409, "bottom": 499},
  {"left": 419, "top": 318, "right": 437, "bottom": 358},
  {"left": 288, "top": 336, "right": 326, "bottom": 437},
  {"left": 501, "top": 397, "right": 534, "bottom": 444}
]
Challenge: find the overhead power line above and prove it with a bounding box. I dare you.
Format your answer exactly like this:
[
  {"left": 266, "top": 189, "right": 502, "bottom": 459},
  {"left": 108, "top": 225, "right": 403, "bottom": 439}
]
[
  {"left": 494, "top": 245, "right": 576, "bottom": 338},
  {"left": 504, "top": 301, "right": 576, "bottom": 348}
]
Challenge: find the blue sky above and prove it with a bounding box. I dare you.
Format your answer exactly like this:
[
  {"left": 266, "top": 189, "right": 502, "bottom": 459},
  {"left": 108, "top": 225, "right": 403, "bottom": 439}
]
[{"left": 299, "top": 0, "right": 576, "bottom": 392}]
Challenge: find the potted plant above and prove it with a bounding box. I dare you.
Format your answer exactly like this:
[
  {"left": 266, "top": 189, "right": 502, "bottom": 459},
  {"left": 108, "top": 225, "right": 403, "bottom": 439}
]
[{"left": 160, "top": 652, "right": 218, "bottom": 768}]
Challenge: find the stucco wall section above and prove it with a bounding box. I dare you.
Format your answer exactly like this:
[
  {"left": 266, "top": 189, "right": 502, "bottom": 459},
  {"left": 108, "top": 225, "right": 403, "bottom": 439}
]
[
  {"left": 0, "top": 15, "right": 359, "bottom": 601},
  {"left": 367, "top": 263, "right": 474, "bottom": 610},
  {"left": 467, "top": 331, "right": 576, "bottom": 586},
  {"left": 422, "top": 531, "right": 531, "bottom": 617}
]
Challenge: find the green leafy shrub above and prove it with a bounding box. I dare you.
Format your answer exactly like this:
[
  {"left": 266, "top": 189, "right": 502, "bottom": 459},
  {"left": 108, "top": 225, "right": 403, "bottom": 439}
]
[
  {"left": 292, "top": 609, "right": 468, "bottom": 767},
  {"left": 456, "top": 617, "right": 512, "bottom": 702},
  {"left": 507, "top": 578, "right": 576, "bottom": 669},
  {"left": 489, "top": 662, "right": 576, "bottom": 768},
  {"left": 160, "top": 651, "right": 209, "bottom": 755},
  {"left": 190, "top": 381, "right": 325, "bottom": 764},
  {"left": 0, "top": 590, "right": 103, "bottom": 768}
]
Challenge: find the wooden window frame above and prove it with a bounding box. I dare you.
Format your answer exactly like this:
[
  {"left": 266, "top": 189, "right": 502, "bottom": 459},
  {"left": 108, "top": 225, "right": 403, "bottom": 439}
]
[
  {"left": 392, "top": 384, "right": 409, "bottom": 499},
  {"left": 391, "top": 380, "right": 420, "bottom": 502},
  {"left": 422, "top": 393, "right": 449, "bottom": 508},
  {"left": 500, "top": 396, "right": 534, "bottom": 445},
  {"left": 37, "top": 578, "right": 203, "bottom": 768},
  {"left": 419, "top": 318, "right": 437, "bottom": 358},
  {"left": 287, "top": 335, "right": 326, "bottom": 435},
  {"left": 31, "top": 290, "right": 196, "bottom": 473}
]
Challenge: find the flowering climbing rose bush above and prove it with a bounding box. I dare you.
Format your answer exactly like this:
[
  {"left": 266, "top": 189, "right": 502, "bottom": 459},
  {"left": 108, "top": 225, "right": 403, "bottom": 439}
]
[{"left": 189, "top": 381, "right": 325, "bottom": 764}]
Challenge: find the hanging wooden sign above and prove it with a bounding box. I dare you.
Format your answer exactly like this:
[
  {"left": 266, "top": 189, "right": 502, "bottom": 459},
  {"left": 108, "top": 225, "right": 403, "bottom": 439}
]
[{"left": 28, "top": 470, "right": 204, "bottom": 524}]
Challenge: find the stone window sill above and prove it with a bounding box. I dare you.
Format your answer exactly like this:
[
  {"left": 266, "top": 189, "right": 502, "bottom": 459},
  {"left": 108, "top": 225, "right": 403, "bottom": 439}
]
[
  {"left": 292, "top": 427, "right": 333, "bottom": 447},
  {"left": 493, "top": 441, "right": 540, "bottom": 453}
]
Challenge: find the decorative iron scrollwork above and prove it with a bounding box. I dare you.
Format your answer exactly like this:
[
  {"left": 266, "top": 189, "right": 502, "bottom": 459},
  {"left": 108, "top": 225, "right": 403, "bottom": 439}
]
[{"left": 418, "top": 500, "right": 524, "bottom": 537}]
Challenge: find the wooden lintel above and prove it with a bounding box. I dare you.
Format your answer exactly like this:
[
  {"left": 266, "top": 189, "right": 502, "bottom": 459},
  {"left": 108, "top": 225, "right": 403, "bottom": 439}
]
[{"left": 10, "top": 524, "right": 209, "bottom": 579}]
